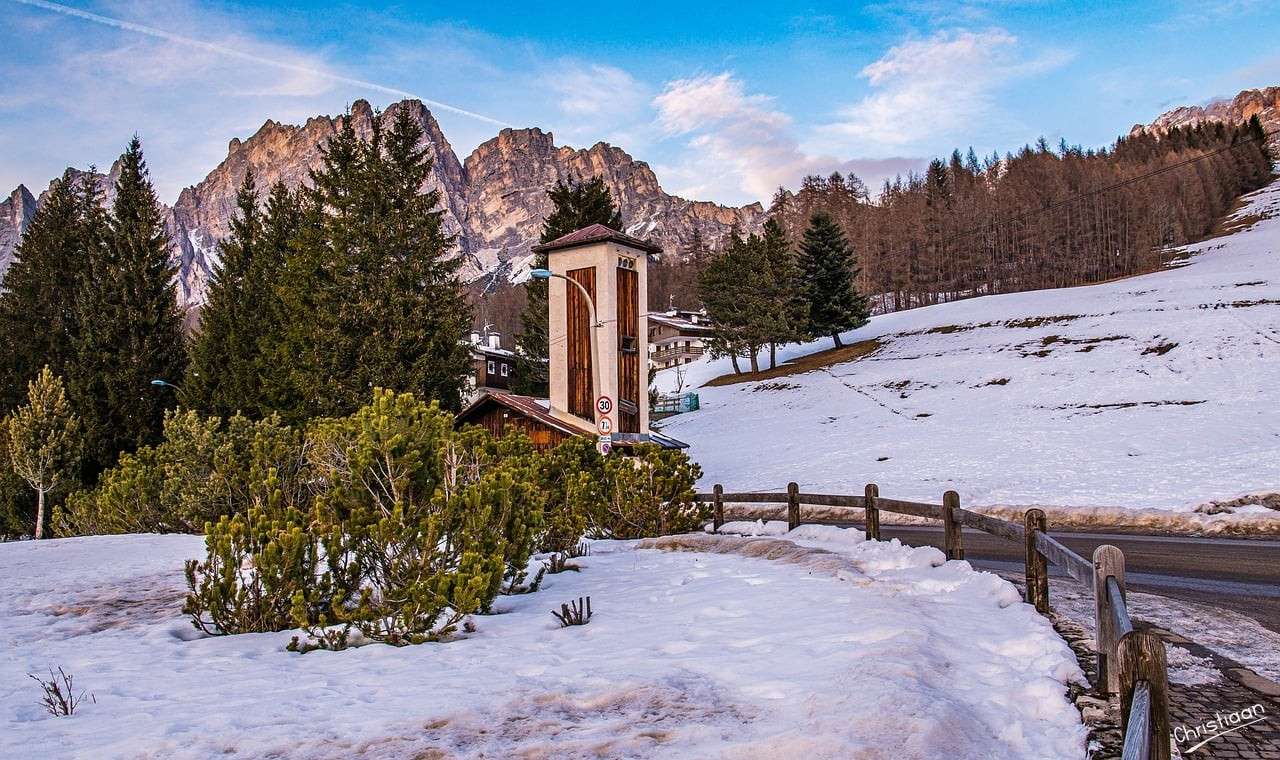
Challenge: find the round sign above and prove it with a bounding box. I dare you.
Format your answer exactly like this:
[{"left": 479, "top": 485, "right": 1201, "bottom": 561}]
[
  {"left": 596, "top": 396, "right": 613, "bottom": 414},
  {"left": 596, "top": 438, "right": 612, "bottom": 456},
  {"left": 597, "top": 416, "right": 613, "bottom": 435}
]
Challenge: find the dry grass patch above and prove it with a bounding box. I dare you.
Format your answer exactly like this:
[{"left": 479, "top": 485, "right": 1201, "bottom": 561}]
[{"left": 704, "top": 339, "right": 881, "bottom": 387}]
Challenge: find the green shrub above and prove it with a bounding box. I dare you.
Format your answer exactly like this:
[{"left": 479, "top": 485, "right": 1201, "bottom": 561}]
[
  {"left": 175, "top": 389, "right": 540, "bottom": 649},
  {"left": 55, "top": 411, "right": 303, "bottom": 536},
  {"left": 588, "top": 444, "right": 706, "bottom": 539},
  {"left": 183, "top": 490, "right": 318, "bottom": 636}
]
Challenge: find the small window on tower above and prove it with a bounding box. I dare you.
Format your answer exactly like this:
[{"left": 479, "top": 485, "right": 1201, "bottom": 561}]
[
  {"left": 620, "top": 336, "right": 638, "bottom": 353},
  {"left": 617, "top": 256, "right": 635, "bottom": 270}
]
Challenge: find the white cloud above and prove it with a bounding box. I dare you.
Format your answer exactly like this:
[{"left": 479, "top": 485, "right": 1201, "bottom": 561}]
[
  {"left": 822, "top": 28, "right": 1070, "bottom": 152},
  {"left": 652, "top": 73, "right": 922, "bottom": 205},
  {"left": 549, "top": 63, "right": 645, "bottom": 117}
]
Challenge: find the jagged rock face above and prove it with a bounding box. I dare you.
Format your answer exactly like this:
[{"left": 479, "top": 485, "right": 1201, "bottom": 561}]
[
  {"left": 0, "top": 98, "right": 764, "bottom": 306},
  {"left": 462, "top": 127, "right": 764, "bottom": 287},
  {"left": 0, "top": 185, "right": 36, "bottom": 275},
  {"left": 168, "top": 98, "right": 469, "bottom": 305},
  {"left": 1137, "top": 86, "right": 1280, "bottom": 151}
]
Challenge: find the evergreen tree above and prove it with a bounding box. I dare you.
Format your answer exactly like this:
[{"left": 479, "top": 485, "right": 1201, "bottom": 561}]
[
  {"left": 252, "top": 182, "right": 303, "bottom": 415},
  {"left": 268, "top": 105, "right": 472, "bottom": 422},
  {"left": 698, "top": 232, "right": 772, "bottom": 373},
  {"left": 758, "top": 218, "right": 806, "bottom": 368},
  {"left": 798, "top": 212, "right": 869, "bottom": 348},
  {"left": 512, "top": 176, "right": 622, "bottom": 396},
  {"left": 0, "top": 175, "right": 89, "bottom": 411},
  {"left": 186, "top": 170, "right": 264, "bottom": 417},
  {"left": 5, "top": 367, "right": 81, "bottom": 538},
  {"left": 69, "top": 137, "right": 187, "bottom": 478}
]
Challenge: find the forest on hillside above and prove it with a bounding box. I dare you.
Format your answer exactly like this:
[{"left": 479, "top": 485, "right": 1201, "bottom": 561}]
[{"left": 478, "top": 116, "right": 1273, "bottom": 335}]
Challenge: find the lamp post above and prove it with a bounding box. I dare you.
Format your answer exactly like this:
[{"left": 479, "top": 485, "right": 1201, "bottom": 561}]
[
  {"left": 150, "top": 378, "right": 184, "bottom": 406},
  {"left": 530, "top": 268, "right": 601, "bottom": 420}
]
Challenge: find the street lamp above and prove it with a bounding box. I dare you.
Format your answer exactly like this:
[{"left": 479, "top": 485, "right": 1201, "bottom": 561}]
[
  {"left": 150, "top": 379, "right": 181, "bottom": 391},
  {"left": 530, "top": 268, "right": 602, "bottom": 419}
]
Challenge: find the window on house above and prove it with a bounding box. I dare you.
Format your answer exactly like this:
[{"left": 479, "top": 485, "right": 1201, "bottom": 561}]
[
  {"left": 500, "top": 363, "right": 509, "bottom": 377},
  {"left": 487, "top": 360, "right": 496, "bottom": 374}
]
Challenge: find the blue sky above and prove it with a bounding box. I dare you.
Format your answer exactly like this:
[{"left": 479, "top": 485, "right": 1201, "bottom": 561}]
[{"left": 2, "top": 0, "right": 1278, "bottom": 206}]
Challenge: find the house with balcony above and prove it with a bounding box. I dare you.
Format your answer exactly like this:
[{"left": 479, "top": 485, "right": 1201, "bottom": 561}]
[{"left": 647, "top": 308, "right": 714, "bottom": 370}]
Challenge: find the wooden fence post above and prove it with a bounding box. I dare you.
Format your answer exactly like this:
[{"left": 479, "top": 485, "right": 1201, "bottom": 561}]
[
  {"left": 787, "top": 482, "right": 800, "bottom": 531},
  {"left": 1024, "top": 509, "right": 1049, "bottom": 614},
  {"left": 1117, "top": 629, "right": 1171, "bottom": 760},
  {"left": 712, "top": 484, "right": 724, "bottom": 532},
  {"left": 942, "top": 490, "right": 964, "bottom": 560},
  {"left": 864, "top": 483, "right": 880, "bottom": 541},
  {"left": 1093, "top": 544, "right": 1126, "bottom": 695}
]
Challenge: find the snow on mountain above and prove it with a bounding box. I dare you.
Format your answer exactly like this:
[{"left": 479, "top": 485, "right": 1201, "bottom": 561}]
[
  {"left": 0, "top": 531, "right": 1084, "bottom": 758},
  {"left": 659, "top": 175, "right": 1280, "bottom": 529}
]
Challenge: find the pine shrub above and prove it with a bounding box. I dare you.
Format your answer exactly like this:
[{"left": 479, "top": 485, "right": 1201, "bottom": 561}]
[{"left": 588, "top": 444, "right": 706, "bottom": 539}]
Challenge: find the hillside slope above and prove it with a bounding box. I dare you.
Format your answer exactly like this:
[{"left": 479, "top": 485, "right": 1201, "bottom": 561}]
[{"left": 660, "top": 176, "right": 1280, "bottom": 530}]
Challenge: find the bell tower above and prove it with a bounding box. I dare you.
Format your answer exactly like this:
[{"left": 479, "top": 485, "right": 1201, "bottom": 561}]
[{"left": 532, "top": 224, "right": 660, "bottom": 441}]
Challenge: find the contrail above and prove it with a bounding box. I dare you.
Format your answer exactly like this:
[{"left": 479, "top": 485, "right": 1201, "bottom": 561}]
[{"left": 13, "top": 0, "right": 511, "bottom": 128}]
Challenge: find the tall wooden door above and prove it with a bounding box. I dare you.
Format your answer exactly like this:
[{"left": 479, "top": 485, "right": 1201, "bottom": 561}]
[
  {"left": 566, "top": 266, "right": 596, "bottom": 420},
  {"left": 616, "top": 266, "right": 640, "bottom": 433}
]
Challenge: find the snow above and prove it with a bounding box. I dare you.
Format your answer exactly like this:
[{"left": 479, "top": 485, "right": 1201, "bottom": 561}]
[
  {"left": 658, "top": 177, "right": 1280, "bottom": 528},
  {"left": 1, "top": 532, "right": 1086, "bottom": 759}
]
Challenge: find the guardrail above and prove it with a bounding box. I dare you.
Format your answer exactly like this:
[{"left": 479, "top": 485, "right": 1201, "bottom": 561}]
[{"left": 697, "top": 482, "right": 1170, "bottom": 760}]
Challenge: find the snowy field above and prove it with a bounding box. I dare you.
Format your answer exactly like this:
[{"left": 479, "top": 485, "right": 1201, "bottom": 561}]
[
  {"left": 1, "top": 532, "right": 1086, "bottom": 759},
  {"left": 659, "top": 177, "right": 1280, "bottom": 530}
]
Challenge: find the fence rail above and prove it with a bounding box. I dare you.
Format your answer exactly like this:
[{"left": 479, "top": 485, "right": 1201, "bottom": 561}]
[{"left": 697, "top": 482, "right": 1170, "bottom": 760}]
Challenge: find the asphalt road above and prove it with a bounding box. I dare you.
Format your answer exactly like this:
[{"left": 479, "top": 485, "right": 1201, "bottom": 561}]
[{"left": 873, "top": 526, "right": 1280, "bottom": 634}]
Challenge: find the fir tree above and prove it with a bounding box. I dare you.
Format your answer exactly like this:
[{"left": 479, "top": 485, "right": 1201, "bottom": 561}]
[
  {"left": 0, "top": 175, "right": 90, "bottom": 411},
  {"left": 798, "top": 212, "right": 869, "bottom": 347},
  {"left": 252, "top": 182, "right": 303, "bottom": 415},
  {"left": 69, "top": 137, "right": 187, "bottom": 478},
  {"left": 758, "top": 218, "right": 806, "bottom": 368},
  {"left": 186, "top": 170, "right": 264, "bottom": 417},
  {"left": 512, "top": 176, "right": 622, "bottom": 396},
  {"left": 5, "top": 367, "right": 81, "bottom": 538},
  {"left": 698, "top": 232, "right": 772, "bottom": 373},
  {"left": 268, "top": 105, "right": 472, "bottom": 421}
]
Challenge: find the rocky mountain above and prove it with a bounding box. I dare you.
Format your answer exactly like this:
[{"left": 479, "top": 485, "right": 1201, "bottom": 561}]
[
  {"left": 0, "top": 99, "right": 764, "bottom": 309},
  {"left": 0, "top": 185, "right": 36, "bottom": 275},
  {"left": 1137, "top": 86, "right": 1280, "bottom": 151}
]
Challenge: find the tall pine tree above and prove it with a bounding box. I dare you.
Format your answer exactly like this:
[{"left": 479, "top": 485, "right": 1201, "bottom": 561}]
[
  {"left": 0, "top": 174, "right": 93, "bottom": 411},
  {"left": 759, "top": 218, "right": 806, "bottom": 368},
  {"left": 267, "top": 104, "right": 471, "bottom": 422},
  {"left": 69, "top": 137, "right": 187, "bottom": 478},
  {"left": 186, "top": 170, "right": 264, "bottom": 417},
  {"left": 511, "top": 176, "right": 622, "bottom": 396},
  {"left": 798, "top": 212, "right": 869, "bottom": 348}
]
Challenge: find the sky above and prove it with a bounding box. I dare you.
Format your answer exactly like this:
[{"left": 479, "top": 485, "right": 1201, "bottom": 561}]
[{"left": 1, "top": 0, "right": 1278, "bottom": 208}]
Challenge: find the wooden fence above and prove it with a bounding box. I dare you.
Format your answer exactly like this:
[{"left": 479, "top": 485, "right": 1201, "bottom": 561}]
[{"left": 697, "top": 482, "right": 1170, "bottom": 760}]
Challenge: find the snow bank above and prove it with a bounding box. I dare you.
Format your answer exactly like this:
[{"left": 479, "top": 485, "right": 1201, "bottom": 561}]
[
  {"left": 1, "top": 532, "right": 1086, "bottom": 759},
  {"left": 658, "top": 177, "right": 1280, "bottom": 531}
]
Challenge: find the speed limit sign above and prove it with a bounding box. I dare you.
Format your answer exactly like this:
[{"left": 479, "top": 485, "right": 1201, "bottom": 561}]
[
  {"left": 597, "top": 416, "right": 613, "bottom": 435},
  {"left": 596, "top": 396, "right": 613, "bottom": 415}
]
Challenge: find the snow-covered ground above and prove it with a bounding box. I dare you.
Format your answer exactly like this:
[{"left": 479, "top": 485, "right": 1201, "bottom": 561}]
[
  {"left": 1, "top": 533, "right": 1086, "bottom": 759},
  {"left": 658, "top": 177, "right": 1280, "bottom": 530}
]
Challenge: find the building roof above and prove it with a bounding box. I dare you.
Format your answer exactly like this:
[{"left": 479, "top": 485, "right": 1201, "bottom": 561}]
[
  {"left": 456, "top": 392, "right": 690, "bottom": 449},
  {"left": 530, "top": 223, "right": 663, "bottom": 255},
  {"left": 647, "top": 311, "right": 715, "bottom": 333},
  {"left": 458, "top": 393, "right": 596, "bottom": 438}
]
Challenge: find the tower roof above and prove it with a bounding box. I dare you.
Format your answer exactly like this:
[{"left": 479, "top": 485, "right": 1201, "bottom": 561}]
[{"left": 530, "top": 223, "right": 662, "bottom": 255}]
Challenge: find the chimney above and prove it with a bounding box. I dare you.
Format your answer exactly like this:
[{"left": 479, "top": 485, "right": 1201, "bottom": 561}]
[
  {"left": 488, "top": 332, "right": 501, "bottom": 350},
  {"left": 470, "top": 331, "right": 481, "bottom": 345}
]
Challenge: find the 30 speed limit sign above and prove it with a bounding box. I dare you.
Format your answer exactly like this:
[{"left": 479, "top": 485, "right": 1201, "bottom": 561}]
[{"left": 596, "top": 396, "right": 613, "bottom": 415}]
